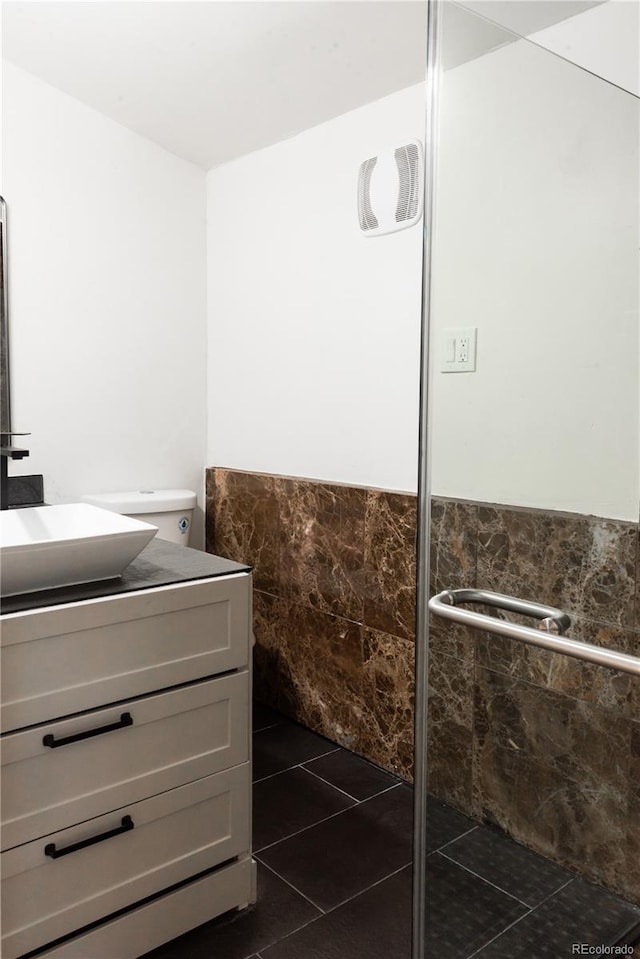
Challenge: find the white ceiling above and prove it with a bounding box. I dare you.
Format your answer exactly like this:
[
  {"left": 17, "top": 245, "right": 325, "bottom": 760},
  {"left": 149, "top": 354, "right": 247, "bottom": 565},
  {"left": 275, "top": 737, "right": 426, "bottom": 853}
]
[
  {"left": 2, "top": 1, "right": 638, "bottom": 170},
  {"left": 2, "top": 2, "right": 429, "bottom": 169}
]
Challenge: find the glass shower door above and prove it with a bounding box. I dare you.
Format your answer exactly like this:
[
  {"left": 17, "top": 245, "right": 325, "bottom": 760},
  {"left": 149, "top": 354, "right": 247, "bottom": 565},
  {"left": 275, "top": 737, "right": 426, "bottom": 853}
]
[{"left": 415, "top": 2, "right": 640, "bottom": 956}]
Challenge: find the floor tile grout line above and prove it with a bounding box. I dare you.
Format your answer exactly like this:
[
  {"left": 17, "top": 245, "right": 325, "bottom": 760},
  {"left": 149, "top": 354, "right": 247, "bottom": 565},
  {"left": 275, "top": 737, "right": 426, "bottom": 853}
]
[
  {"left": 463, "top": 875, "right": 587, "bottom": 959},
  {"left": 431, "top": 829, "right": 579, "bottom": 910},
  {"left": 463, "top": 906, "right": 535, "bottom": 959},
  {"left": 302, "top": 765, "right": 402, "bottom": 804},
  {"left": 256, "top": 859, "right": 413, "bottom": 954},
  {"left": 239, "top": 877, "right": 326, "bottom": 959},
  {"left": 357, "top": 781, "right": 407, "bottom": 801},
  {"left": 252, "top": 747, "right": 341, "bottom": 784},
  {"left": 530, "top": 876, "right": 575, "bottom": 910},
  {"left": 252, "top": 723, "right": 287, "bottom": 738},
  {"left": 258, "top": 859, "right": 327, "bottom": 914},
  {"left": 437, "top": 850, "right": 533, "bottom": 909},
  {"left": 433, "top": 824, "right": 479, "bottom": 854},
  {"left": 302, "top": 752, "right": 404, "bottom": 787},
  {"left": 300, "top": 764, "right": 364, "bottom": 802},
  {"left": 251, "top": 719, "right": 342, "bottom": 748},
  {"left": 252, "top": 721, "right": 282, "bottom": 734},
  {"left": 315, "top": 859, "right": 413, "bottom": 919},
  {"left": 254, "top": 783, "right": 402, "bottom": 854},
  {"left": 252, "top": 769, "right": 294, "bottom": 787}
]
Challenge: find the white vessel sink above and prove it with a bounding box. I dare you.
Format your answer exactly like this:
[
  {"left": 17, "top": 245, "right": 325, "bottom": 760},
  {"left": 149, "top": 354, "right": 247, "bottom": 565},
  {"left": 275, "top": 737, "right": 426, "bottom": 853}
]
[{"left": 0, "top": 503, "right": 158, "bottom": 597}]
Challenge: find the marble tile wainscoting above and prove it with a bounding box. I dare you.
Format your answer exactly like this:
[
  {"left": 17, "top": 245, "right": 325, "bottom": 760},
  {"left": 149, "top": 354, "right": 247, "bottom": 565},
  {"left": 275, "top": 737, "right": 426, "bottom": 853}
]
[
  {"left": 205, "top": 468, "right": 639, "bottom": 906},
  {"left": 206, "top": 467, "right": 417, "bottom": 779}
]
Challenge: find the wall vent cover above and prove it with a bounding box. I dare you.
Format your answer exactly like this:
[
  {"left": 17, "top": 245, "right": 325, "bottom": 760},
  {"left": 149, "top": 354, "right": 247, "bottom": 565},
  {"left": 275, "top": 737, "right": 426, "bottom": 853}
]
[{"left": 357, "top": 139, "right": 424, "bottom": 237}]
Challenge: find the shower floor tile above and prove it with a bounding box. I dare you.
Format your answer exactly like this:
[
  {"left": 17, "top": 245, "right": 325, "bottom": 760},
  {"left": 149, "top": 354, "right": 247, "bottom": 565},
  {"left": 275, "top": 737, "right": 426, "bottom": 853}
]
[
  {"left": 253, "top": 766, "right": 356, "bottom": 852},
  {"left": 141, "top": 703, "right": 640, "bottom": 959},
  {"left": 423, "top": 853, "right": 528, "bottom": 958},
  {"left": 302, "top": 747, "right": 401, "bottom": 800},
  {"left": 256, "top": 783, "right": 414, "bottom": 911},
  {"left": 424, "top": 795, "right": 476, "bottom": 853},
  {"left": 259, "top": 865, "right": 413, "bottom": 959},
  {"left": 140, "top": 860, "right": 320, "bottom": 959},
  {"left": 442, "top": 824, "right": 572, "bottom": 907},
  {"left": 473, "top": 877, "right": 640, "bottom": 959},
  {"left": 252, "top": 719, "right": 338, "bottom": 781}
]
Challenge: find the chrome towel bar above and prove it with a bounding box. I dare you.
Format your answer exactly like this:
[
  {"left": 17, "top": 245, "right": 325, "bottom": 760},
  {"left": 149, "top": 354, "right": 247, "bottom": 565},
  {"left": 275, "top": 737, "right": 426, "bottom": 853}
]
[{"left": 429, "top": 588, "right": 640, "bottom": 677}]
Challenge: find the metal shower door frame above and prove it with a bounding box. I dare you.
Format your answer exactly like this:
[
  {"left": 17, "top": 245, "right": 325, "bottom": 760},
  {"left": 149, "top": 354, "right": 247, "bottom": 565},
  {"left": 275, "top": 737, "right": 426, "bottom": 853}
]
[
  {"left": 412, "top": 0, "right": 441, "bottom": 955},
  {"left": 411, "top": 5, "right": 640, "bottom": 955}
]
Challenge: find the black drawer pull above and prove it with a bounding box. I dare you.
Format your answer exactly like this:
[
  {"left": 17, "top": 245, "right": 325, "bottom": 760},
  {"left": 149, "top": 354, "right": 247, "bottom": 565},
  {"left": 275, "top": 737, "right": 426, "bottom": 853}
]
[
  {"left": 43, "top": 712, "right": 133, "bottom": 749},
  {"left": 45, "top": 815, "right": 134, "bottom": 859}
]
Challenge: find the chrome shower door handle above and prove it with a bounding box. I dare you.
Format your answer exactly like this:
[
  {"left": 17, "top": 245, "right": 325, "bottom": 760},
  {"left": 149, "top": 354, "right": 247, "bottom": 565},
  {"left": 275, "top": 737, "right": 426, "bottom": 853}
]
[
  {"left": 429, "top": 588, "right": 640, "bottom": 677},
  {"left": 432, "top": 588, "right": 571, "bottom": 633}
]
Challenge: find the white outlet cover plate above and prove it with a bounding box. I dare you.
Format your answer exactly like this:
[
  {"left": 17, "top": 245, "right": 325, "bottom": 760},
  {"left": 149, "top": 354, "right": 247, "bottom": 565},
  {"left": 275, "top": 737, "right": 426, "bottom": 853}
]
[{"left": 440, "top": 327, "right": 477, "bottom": 373}]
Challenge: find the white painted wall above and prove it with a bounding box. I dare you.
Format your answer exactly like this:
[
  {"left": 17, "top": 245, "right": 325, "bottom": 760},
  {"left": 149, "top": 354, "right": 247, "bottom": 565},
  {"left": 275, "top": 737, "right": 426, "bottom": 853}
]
[
  {"left": 2, "top": 63, "right": 208, "bottom": 544},
  {"left": 205, "top": 45, "right": 639, "bottom": 521},
  {"left": 206, "top": 36, "right": 638, "bottom": 521},
  {"left": 206, "top": 84, "right": 426, "bottom": 494},
  {"left": 430, "top": 38, "right": 639, "bottom": 520},
  {"left": 5, "top": 25, "right": 637, "bottom": 527}
]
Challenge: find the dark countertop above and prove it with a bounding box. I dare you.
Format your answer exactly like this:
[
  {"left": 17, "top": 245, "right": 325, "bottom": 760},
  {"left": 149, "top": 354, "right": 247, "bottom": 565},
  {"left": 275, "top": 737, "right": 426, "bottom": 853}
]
[
  {"left": 5, "top": 474, "right": 45, "bottom": 509},
  {"left": 1, "top": 539, "right": 251, "bottom": 615}
]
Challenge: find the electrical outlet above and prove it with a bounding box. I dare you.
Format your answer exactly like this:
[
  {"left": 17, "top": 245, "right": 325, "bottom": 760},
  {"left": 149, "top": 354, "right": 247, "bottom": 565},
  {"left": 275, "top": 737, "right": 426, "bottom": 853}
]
[{"left": 440, "top": 327, "right": 477, "bottom": 373}]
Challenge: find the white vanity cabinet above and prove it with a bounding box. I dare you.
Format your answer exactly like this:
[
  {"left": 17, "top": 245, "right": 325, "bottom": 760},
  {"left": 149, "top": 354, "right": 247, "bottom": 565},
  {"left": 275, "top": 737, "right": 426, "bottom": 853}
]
[{"left": 0, "top": 570, "right": 255, "bottom": 959}]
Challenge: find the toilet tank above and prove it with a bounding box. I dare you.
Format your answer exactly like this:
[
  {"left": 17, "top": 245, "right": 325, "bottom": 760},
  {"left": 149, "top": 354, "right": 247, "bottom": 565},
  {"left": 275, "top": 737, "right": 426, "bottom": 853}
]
[{"left": 82, "top": 489, "right": 197, "bottom": 546}]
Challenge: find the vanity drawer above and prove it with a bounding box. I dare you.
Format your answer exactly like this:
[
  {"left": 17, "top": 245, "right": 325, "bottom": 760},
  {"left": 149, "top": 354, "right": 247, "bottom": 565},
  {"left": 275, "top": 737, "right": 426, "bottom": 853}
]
[
  {"left": 1, "top": 764, "right": 250, "bottom": 959},
  {"left": 0, "top": 574, "right": 251, "bottom": 730},
  {"left": 1, "top": 671, "right": 249, "bottom": 850}
]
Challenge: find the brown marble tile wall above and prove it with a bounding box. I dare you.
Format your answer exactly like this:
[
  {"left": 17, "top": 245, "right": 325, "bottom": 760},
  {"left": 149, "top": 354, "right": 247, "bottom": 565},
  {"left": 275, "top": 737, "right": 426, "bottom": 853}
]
[
  {"left": 428, "top": 499, "right": 639, "bottom": 906},
  {"left": 207, "top": 466, "right": 416, "bottom": 778},
  {"left": 206, "top": 468, "right": 639, "bottom": 904},
  {"left": 629, "top": 724, "right": 640, "bottom": 897}
]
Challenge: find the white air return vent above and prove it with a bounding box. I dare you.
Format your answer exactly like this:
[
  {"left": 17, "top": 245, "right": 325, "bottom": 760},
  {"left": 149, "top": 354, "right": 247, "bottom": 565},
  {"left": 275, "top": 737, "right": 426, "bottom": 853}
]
[{"left": 357, "top": 140, "right": 424, "bottom": 237}]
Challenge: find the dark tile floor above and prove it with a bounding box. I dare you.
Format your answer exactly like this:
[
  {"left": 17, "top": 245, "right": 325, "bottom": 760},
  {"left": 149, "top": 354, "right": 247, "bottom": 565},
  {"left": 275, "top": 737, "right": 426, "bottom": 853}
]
[{"left": 143, "top": 703, "right": 640, "bottom": 959}]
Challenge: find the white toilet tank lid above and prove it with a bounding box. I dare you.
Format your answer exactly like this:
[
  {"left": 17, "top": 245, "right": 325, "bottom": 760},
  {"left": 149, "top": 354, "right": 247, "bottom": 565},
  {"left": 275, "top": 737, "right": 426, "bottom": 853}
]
[{"left": 82, "top": 489, "right": 197, "bottom": 514}]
